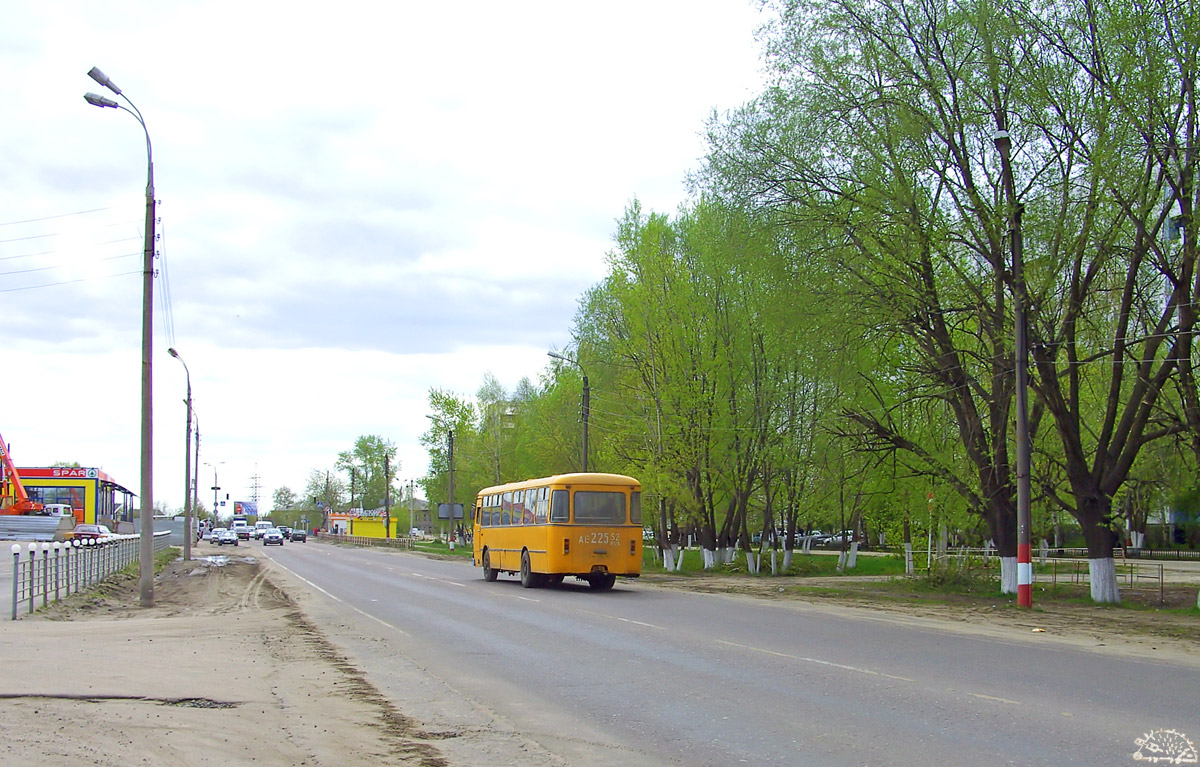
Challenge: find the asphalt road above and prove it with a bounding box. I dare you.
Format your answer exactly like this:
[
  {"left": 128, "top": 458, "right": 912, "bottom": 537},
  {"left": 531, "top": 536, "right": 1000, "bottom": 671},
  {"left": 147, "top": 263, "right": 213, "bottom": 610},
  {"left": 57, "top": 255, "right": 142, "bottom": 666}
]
[{"left": 252, "top": 540, "right": 1200, "bottom": 767}]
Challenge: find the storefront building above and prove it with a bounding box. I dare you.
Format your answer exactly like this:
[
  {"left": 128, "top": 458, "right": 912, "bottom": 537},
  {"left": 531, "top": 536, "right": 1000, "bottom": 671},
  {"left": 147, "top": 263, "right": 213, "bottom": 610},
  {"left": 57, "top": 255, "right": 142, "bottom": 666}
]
[{"left": 16, "top": 466, "right": 135, "bottom": 526}]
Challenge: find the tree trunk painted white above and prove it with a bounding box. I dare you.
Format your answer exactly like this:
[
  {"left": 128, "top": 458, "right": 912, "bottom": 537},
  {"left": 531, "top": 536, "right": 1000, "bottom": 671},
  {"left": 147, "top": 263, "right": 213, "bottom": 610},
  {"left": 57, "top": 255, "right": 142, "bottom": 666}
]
[
  {"left": 1039, "top": 539, "right": 1049, "bottom": 564},
  {"left": 846, "top": 542, "right": 859, "bottom": 569},
  {"left": 782, "top": 549, "right": 793, "bottom": 571},
  {"left": 837, "top": 550, "right": 847, "bottom": 571},
  {"left": 770, "top": 549, "right": 778, "bottom": 575},
  {"left": 1089, "top": 557, "right": 1121, "bottom": 604},
  {"left": 746, "top": 552, "right": 759, "bottom": 574},
  {"left": 1130, "top": 531, "right": 1145, "bottom": 549},
  {"left": 802, "top": 536, "right": 812, "bottom": 555},
  {"left": 999, "top": 556, "right": 1017, "bottom": 594},
  {"left": 702, "top": 548, "right": 715, "bottom": 569},
  {"left": 903, "top": 543, "right": 914, "bottom": 575},
  {"left": 663, "top": 546, "right": 676, "bottom": 572}
]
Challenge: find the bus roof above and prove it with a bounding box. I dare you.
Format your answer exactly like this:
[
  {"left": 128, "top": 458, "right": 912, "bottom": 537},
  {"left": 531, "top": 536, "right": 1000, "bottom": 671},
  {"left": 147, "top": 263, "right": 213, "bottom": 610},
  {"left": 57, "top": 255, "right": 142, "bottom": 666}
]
[{"left": 475, "top": 472, "right": 639, "bottom": 496}]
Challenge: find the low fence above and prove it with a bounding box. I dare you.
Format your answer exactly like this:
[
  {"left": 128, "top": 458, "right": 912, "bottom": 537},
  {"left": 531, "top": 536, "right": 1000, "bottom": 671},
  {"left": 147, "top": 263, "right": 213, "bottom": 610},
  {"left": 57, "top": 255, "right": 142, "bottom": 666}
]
[
  {"left": 10, "top": 531, "right": 172, "bottom": 619},
  {"left": 321, "top": 533, "right": 417, "bottom": 551},
  {"left": 908, "top": 546, "right": 1166, "bottom": 604}
]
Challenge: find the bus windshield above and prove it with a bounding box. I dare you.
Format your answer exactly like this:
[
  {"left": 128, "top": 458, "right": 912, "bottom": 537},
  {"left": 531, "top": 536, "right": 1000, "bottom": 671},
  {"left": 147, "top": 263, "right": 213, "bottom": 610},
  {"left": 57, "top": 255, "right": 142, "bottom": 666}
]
[{"left": 573, "top": 491, "right": 627, "bottom": 524}]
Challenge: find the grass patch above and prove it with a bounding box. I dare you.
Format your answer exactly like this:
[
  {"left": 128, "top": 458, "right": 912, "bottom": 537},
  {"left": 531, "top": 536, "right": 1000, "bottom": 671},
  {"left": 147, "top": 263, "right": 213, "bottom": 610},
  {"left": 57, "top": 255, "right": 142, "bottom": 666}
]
[
  {"left": 643, "top": 547, "right": 910, "bottom": 577},
  {"left": 412, "top": 539, "right": 473, "bottom": 559}
]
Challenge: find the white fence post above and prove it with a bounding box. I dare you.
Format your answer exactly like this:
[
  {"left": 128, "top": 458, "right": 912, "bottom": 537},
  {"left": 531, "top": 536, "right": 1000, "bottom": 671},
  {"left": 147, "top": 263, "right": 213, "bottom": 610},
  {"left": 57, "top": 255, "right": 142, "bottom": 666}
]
[{"left": 10, "top": 544, "right": 20, "bottom": 620}]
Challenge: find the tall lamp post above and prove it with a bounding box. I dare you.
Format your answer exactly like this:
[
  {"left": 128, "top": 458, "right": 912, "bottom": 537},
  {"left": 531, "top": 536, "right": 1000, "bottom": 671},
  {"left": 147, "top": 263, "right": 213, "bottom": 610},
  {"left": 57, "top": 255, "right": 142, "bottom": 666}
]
[
  {"left": 85, "top": 67, "right": 156, "bottom": 607},
  {"left": 547, "top": 352, "right": 590, "bottom": 472},
  {"left": 168, "top": 348, "right": 192, "bottom": 561}
]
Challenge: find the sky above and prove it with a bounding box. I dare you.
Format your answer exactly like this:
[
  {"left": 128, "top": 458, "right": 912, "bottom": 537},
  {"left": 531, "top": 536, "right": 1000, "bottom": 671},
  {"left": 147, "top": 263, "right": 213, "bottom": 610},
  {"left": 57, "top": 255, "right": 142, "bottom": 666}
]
[{"left": 2, "top": 0, "right": 768, "bottom": 517}]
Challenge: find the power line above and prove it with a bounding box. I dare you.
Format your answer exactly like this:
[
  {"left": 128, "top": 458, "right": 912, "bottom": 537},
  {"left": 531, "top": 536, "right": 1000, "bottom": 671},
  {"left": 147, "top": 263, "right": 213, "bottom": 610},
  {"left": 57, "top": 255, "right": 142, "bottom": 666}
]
[{"left": 0, "top": 208, "right": 110, "bottom": 228}]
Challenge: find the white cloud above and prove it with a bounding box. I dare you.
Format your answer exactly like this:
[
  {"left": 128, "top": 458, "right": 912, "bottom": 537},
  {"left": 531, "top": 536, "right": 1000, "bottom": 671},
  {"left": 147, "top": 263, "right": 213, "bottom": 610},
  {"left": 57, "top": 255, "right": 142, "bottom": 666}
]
[{"left": 1, "top": 0, "right": 766, "bottom": 512}]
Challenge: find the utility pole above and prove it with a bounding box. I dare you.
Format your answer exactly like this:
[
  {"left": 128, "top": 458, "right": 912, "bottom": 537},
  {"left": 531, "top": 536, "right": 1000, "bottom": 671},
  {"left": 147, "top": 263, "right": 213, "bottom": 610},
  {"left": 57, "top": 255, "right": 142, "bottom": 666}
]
[
  {"left": 383, "top": 454, "right": 391, "bottom": 538},
  {"left": 447, "top": 430, "right": 455, "bottom": 549},
  {"left": 192, "top": 415, "right": 200, "bottom": 531},
  {"left": 994, "top": 126, "right": 1032, "bottom": 608}
]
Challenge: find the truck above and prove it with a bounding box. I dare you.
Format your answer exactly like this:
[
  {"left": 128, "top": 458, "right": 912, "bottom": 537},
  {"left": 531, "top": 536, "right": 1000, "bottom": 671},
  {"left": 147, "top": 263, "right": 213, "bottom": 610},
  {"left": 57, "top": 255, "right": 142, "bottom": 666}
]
[
  {"left": 1, "top": 431, "right": 76, "bottom": 541},
  {"left": 1, "top": 429, "right": 44, "bottom": 515},
  {"left": 230, "top": 518, "right": 250, "bottom": 540}
]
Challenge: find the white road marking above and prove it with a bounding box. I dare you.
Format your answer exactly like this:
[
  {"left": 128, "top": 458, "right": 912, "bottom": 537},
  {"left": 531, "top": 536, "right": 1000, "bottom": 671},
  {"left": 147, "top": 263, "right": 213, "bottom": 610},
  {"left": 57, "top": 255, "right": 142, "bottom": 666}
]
[
  {"left": 716, "top": 639, "right": 914, "bottom": 682},
  {"left": 617, "top": 617, "right": 665, "bottom": 630},
  {"left": 970, "top": 693, "right": 1021, "bottom": 706},
  {"left": 271, "top": 560, "right": 409, "bottom": 636}
]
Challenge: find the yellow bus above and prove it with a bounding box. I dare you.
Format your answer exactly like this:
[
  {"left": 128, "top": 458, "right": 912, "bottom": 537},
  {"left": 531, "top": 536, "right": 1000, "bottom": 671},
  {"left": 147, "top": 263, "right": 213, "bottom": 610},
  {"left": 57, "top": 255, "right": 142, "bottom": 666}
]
[{"left": 472, "top": 472, "right": 642, "bottom": 590}]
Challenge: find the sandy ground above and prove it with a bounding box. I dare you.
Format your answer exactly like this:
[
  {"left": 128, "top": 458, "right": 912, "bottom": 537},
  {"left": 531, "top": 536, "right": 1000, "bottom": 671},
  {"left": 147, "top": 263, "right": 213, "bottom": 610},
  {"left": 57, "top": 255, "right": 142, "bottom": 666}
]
[
  {"left": 0, "top": 552, "right": 525, "bottom": 767},
  {"left": 1, "top": 548, "right": 1197, "bottom": 767}
]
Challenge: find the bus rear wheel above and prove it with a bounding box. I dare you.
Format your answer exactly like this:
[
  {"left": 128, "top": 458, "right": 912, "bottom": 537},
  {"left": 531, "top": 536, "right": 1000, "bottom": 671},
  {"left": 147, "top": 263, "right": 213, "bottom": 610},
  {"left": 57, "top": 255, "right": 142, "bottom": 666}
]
[
  {"left": 588, "top": 573, "right": 616, "bottom": 591},
  {"left": 520, "top": 551, "right": 541, "bottom": 588},
  {"left": 482, "top": 550, "right": 498, "bottom": 582}
]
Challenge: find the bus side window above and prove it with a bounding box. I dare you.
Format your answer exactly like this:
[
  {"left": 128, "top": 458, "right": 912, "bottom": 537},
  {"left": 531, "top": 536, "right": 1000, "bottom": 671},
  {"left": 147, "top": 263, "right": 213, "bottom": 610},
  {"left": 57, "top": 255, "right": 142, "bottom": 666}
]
[
  {"left": 550, "top": 489, "right": 569, "bottom": 523},
  {"left": 630, "top": 491, "right": 642, "bottom": 524},
  {"left": 535, "top": 487, "right": 548, "bottom": 523}
]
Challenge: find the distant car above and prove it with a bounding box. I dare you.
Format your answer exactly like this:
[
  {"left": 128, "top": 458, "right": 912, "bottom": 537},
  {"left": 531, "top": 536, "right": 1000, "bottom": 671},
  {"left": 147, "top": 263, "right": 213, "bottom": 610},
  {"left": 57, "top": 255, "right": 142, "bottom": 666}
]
[
  {"left": 70, "top": 523, "right": 113, "bottom": 541},
  {"left": 216, "top": 529, "right": 239, "bottom": 546},
  {"left": 289, "top": 529, "right": 307, "bottom": 542},
  {"left": 823, "top": 531, "right": 854, "bottom": 547},
  {"left": 278, "top": 526, "right": 292, "bottom": 540},
  {"left": 208, "top": 527, "right": 227, "bottom": 543},
  {"left": 262, "top": 528, "right": 285, "bottom": 546},
  {"left": 409, "top": 528, "right": 423, "bottom": 537}
]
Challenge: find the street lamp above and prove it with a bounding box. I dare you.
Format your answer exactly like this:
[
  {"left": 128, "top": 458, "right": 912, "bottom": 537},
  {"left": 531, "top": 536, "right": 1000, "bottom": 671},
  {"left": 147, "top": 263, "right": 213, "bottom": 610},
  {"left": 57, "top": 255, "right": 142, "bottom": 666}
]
[
  {"left": 547, "top": 351, "right": 590, "bottom": 472},
  {"left": 85, "top": 67, "right": 156, "bottom": 607},
  {"left": 168, "top": 348, "right": 192, "bottom": 561}
]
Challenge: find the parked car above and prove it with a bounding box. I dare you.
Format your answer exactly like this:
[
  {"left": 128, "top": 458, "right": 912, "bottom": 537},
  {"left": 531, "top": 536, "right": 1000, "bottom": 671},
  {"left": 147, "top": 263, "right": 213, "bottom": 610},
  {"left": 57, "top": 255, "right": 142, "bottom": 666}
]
[
  {"left": 70, "top": 523, "right": 113, "bottom": 540},
  {"left": 216, "top": 529, "right": 239, "bottom": 546},
  {"left": 823, "top": 531, "right": 855, "bottom": 547},
  {"left": 208, "top": 527, "right": 227, "bottom": 543},
  {"left": 262, "top": 528, "right": 285, "bottom": 546},
  {"left": 289, "top": 529, "right": 307, "bottom": 542},
  {"left": 408, "top": 527, "right": 423, "bottom": 538}
]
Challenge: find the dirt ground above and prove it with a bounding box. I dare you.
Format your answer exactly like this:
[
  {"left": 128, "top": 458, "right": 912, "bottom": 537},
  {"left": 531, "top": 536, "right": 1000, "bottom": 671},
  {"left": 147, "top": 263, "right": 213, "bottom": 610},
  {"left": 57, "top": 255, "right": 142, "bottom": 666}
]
[
  {"left": 1, "top": 553, "right": 473, "bottom": 767},
  {"left": 1, "top": 549, "right": 1197, "bottom": 767}
]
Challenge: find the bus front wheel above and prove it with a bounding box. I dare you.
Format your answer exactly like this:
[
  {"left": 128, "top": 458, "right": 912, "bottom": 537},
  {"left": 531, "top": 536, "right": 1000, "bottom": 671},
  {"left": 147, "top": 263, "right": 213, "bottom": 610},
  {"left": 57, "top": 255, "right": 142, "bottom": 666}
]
[
  {"left": 482, "top": 550, "right": 498, "bottom": 582},
  {"left": 520, "top": 551, "right": 541, "bottom": 588}
]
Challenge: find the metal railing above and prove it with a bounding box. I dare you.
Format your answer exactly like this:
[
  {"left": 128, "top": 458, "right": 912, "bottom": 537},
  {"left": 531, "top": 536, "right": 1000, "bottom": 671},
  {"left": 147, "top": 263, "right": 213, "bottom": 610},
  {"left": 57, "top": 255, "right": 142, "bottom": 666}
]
[
  {"left": 321, "top": 533, "right": 417, "bottom": 551},
  {"left": 907, "top": 546, "right": 1166, "bottom": 604},
  {"left": 10, "top": 531, "right": 172, "bottom": 619}
]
